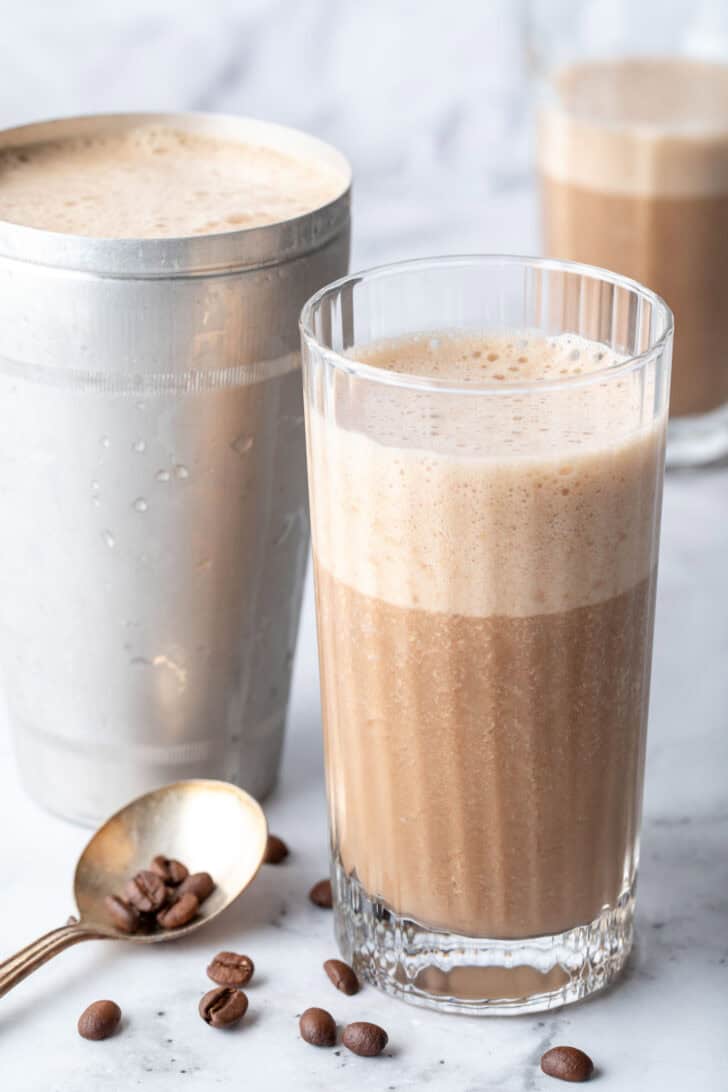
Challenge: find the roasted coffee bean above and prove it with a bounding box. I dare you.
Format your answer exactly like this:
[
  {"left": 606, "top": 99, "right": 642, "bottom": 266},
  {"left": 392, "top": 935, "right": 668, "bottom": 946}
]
[
  {"left": 263, "top": 834, "right": 289, "bottom": 865},
  {"left": 103, "top": 895, "right": 140, "bottom": 934},
  {"left": 309, "top": 878, "right": 333, "bottom": 908},
  {"left": 77, "top": 1000, "right": 122, "bottom": 1041},
  {"left": 135, "top": 910, "right": 160, "bottom": 934},
  {"left": 299, "top": 1007, "right": 336, "bottom": 1047},
  {"left": 541, "top": 1046, "right": 594, "bottom": 1083},
  {"left": 125, "top": 870, "right": 168, "bottom": 913},
  {"left": 323, "top": 958, "right": 359, "bottom": 995},
  {"left": 207, "top": 951, "right": 255, "bottom": 987},
  {"left": 157, "top": 891, "right": 199, "bottom": 929},
  {"left": 150, "top": 855, "right": 189, "bottom": 885},
  {"left": 342, "top": 1021, "right": 388, "bottom": 1057},
  {"left": 198, "top": 986, "right": 248, "bottom": 1028},
  {"left": 177, "top": 871, "right": 215, "bottom": 903}
]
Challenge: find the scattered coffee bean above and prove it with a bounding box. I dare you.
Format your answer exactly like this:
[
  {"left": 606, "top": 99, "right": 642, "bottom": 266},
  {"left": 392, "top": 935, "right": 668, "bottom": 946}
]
[
  {"left": 157, "top": 891, "right": 199, "bottom": 929},
  {"left": 541, "top": 1046, "right": 594, "bottom": 1083},
  {"left": 299, "top": 1007, "right": 336, "bottom": 1047},
  {"left": 125, "top": 870, "right": 168, "bottom": 913},
  {"left": 77, "top": 1000, "right": 122, "bottom": 1041},
  {"left": 207, "top": 951, "right": 255, "bottom": 987},
  {"left": 198, "top": 986, "right": 248, "bottom": 1028},
  {"left": 342, "top": 1021, "right": 388, "bottom": 1057},
  {"left": 150, "top": 855, "right": 189, "bottom": 885},
  {"left": 264, "top": 834, "right": 289, "bottom": 865},
  {"left": 177, "top": 871, "right": 215, "bottom": 903},
  {"left": 103, "top": 895, "right": 140, "bottom": 935},
  {"left": 309, "top": 878, "right": 333, "bottom": 909},
  {"left": 323, "top": 958, "right": 359, "bottom": 995}
]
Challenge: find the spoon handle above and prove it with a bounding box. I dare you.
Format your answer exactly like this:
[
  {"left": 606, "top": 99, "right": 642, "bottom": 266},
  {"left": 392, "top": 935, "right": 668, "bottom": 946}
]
[{"left": 0, "top": 920, "right": 108, "bottom": 998}]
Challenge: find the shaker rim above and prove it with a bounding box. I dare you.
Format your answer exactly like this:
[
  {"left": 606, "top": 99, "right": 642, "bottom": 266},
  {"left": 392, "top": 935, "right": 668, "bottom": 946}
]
[{"left": 0, "top": 111, "right": 352, "bottom": 279}]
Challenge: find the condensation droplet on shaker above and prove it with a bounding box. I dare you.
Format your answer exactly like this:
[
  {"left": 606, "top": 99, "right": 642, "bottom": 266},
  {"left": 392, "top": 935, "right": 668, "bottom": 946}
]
[
  {"left": 156, "top": 469, "right": 171, "bottom": 482},
  {"left": 133, "top": 497, "right": 148, "bottom": 513},
  {"left": 132, "top": 439, "right": 146, "bottom": 453},
  {"left": 174, "top": 465, "right": 190, "bottom": 480},
  {"left": 231, "top": 434, "right": 254, "bottom": 456},
  {"left": 273, "top": 514, "right": 298, "bottom": 547},
  {"left": 102, "top": 530, "right": 115, "bottom": 548},
  {"left": 101, "top": 435, "right": 111, "bottom": 449}
]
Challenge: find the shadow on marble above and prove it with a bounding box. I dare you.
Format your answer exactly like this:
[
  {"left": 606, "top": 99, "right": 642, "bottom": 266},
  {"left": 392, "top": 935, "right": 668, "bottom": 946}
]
[{"left": 0, "top": 939, "right": 122, "bottom": 1036}]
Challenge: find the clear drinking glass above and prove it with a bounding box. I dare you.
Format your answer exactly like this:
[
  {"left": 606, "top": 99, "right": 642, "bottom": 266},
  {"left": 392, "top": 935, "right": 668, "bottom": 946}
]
[
  {"left": 527, "top": 0, "right": 728, "bottom": 467},
  {"left": 301, "top": 255, "right": 672, "bottom": 1014}
]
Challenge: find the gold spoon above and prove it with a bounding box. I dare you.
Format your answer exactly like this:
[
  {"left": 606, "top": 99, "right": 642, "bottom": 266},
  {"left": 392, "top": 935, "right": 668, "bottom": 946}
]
[{"left": 0, "top": 778, "right": 267, "bottom": 998}]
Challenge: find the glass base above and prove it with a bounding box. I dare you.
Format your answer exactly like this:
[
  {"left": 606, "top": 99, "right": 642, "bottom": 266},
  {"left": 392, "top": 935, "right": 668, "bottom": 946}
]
[
  {"left": 333, "top": 857, "right": 635, "bottom": 1015},
  {"left": 667, "top": 402, "right": 728, "bottom": 469}
]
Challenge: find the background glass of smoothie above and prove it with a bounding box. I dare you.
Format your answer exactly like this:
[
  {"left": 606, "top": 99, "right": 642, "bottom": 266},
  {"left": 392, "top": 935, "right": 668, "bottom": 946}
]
[
  {"left": 301, "top": 255, "right": 672, "bottom": 1014},
  {"left": 529, "top": 1, "right": 728, "bottom": 467},
  {"left": 0, "top": 113, "right": 350, "bottom": 825}
]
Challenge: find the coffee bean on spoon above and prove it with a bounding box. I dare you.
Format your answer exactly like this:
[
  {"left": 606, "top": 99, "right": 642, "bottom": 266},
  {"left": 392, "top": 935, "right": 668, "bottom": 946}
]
[
  {"left": 125, "top": 870, "right": 168, "bottom": 913},
  {"left": 199, "top": 987, "right": 248, "bottom": 1028},
  {"left": 103, "top": 895, "right": 140, "bottom": 934},
  {"left": 299, "top": 1007, "right": 336, "bottom": 1047},
  {"left": 157, "top": 891, "right": 199, "bottom": 929},
  {"left": 135, "top": 912, "right": 158, "bottom": 935},
  {"left": 309, "top": 879, "right": 333, "bottom": 908},
  {"left": 342, "top": 1020, "right": 388, "bottom": 1057},
  {"left": 77, "top": 1000, "right": 122, "bottom": 1041},
  {"left": 149, "top": 855, "right": 188, "bottom": 885},
  {"left": 207, "top": 951, "right": 255, "bottom": 987},
  {"left": 323, "top": 958, "right": 359, "bottom": 995},
  {"left": 541, "top": 1046, "right": 595, "bottom": 1082},
  {"left": 177, "top": 871, "right": 215, "bottom": 903},
  {"left": 263, "top": 834, "right": 289, "bottom": 864}
]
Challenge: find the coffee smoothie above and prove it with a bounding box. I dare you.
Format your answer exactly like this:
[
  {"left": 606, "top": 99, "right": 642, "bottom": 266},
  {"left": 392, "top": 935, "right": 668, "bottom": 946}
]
[
  {"left": 539, "top": 58, "right": 728, "bottom": 419},
  {"left": 309, "top": 331, "right": 664, "bottom": 941},
  {"left": 0, "top": 122, "right": 343, "bottom": 235},
  {"left": 0, "top": 116, "right": 349, "bottom": 821}
]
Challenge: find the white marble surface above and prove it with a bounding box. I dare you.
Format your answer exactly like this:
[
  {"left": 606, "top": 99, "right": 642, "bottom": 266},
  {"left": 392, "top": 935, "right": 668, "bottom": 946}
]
[{"left": 1, "top": 1, "right": 728, "bottom": 1088}]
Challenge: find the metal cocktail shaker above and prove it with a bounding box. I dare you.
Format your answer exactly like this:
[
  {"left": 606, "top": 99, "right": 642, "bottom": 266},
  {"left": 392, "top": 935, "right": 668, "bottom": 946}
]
[{"left": 0, "top": 112, "right": 351, "bottom": 825}]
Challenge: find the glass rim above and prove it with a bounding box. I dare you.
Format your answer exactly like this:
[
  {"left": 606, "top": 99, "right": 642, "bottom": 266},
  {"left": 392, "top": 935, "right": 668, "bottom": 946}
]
[
  {"left": 299, "top": 254, "right": 674, "bottom": 396},
  {"left": 537, "top": 56, "right": 728, "bottom": 138}
]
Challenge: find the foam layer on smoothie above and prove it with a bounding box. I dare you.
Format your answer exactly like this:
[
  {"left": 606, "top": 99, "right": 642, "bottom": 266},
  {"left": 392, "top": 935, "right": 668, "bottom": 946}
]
[
  {"left": 308, "top": 331, "right": 665, "bottom": 618},
  {"left": 0, "top": 122, "right": 346, "bottom": 237},
  {"left": 539, "top": 58, "right": 728, "bottom": 197}
]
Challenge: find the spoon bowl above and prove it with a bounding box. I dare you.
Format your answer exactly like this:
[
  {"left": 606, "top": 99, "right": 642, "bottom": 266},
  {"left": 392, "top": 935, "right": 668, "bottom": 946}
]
[
  {"left": 0, "top": 779, "right": 268, "bottom": 996},
  {"left": 75, "top": 778, "right": 268, "bottom": 940}
]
